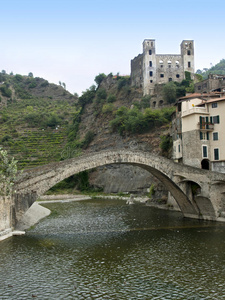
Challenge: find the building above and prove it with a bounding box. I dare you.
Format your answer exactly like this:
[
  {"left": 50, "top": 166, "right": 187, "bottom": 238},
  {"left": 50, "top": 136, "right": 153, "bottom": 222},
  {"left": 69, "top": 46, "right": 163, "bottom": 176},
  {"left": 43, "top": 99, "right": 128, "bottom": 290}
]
[
  {"left": 195, "top": 74, "right": 225, "bottom": 93},
  {"left": 172, "top": 93, "right": 225, "bottom": 173},
  {"left": 131, "top": 39, "right": 195, "bottom": 96}
]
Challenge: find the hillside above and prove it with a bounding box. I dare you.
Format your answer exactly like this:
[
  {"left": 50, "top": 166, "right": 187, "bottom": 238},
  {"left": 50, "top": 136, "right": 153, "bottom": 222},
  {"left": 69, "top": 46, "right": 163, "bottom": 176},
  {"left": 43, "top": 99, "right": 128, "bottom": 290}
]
[
  {"left": 0, "top": 71, "right": 175, "bottom": 195},
  {"left": 196, "top": 59, "right": 225, "bottom": 79}
]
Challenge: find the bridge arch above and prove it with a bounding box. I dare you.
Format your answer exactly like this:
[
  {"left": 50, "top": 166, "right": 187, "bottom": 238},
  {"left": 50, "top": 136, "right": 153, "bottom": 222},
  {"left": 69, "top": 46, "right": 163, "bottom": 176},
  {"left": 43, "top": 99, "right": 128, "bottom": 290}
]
[{"left": 15, "top": 150, "right": 199, "bottom": 218}]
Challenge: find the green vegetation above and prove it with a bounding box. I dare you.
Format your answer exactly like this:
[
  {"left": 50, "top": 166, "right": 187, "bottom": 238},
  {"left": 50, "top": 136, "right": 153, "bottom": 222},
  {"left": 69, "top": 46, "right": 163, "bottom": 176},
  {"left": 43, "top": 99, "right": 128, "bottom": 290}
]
[
  {"left": 110, "top": 106, "right": 175, "bottom": 135},
  {"left": 160, "top": 134, "right": 173, "bottom": 157},
  {"left": 94, "top": 73, "right": 106, "bottom": 87},
  {"left": 196, "top": 59, "right": 225, "bottom": 79},
  {"left": 0, "top": 147, "right": 18, "bottom": 196}
]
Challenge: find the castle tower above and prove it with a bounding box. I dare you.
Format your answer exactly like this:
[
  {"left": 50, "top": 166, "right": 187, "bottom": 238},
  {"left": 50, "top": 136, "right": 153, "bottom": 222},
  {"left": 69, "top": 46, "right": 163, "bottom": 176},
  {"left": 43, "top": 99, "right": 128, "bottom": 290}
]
[
  {"left": 180, "top": 40, "right": 195, "bottom": 79},
  {"left": 142, "top": 39, "right": 156, "bottom": 95}
]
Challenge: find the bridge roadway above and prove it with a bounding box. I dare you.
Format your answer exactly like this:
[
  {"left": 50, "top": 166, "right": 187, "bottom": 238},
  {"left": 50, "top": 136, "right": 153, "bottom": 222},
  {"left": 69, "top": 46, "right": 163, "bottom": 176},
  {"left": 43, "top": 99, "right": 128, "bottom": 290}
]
[{"left": 13, "top": 150, "right": 225, "bottom": 225}]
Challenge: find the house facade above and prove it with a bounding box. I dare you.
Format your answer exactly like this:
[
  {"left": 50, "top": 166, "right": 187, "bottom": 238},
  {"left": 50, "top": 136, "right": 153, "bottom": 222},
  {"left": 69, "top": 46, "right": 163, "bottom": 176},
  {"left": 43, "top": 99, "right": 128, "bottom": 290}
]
[
  {"left": 131, "top": 39, "right": 195, "bottom": 96},
  {"left": 194, "top": 74, "right": 225, "bottom": 93},
  {"left": 172, "top": 93, "right": 225, "bottom": 173}
]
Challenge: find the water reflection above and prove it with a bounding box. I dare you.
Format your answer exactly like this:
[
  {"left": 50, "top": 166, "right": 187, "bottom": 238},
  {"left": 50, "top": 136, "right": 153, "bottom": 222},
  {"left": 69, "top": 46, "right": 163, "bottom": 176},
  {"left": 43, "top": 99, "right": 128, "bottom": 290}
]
[{"left": 0, "top": 199, "right": 225, "bottom": 299}]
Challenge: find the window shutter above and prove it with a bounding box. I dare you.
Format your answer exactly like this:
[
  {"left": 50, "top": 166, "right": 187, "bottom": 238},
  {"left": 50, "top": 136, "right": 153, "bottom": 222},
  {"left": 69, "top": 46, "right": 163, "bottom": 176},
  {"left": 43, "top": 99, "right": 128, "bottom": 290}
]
[
  {"left": 210, "top": 116, "right": 212, "bottom": 123},
  {"left": 200, "top": 132, "right": 203, "bottom": 140},
  {"left": 217, "top": 115, "right": 220, "bottom": 124},
  {"left": 207, "top": 132, "right": 209, "bottom": 140}
]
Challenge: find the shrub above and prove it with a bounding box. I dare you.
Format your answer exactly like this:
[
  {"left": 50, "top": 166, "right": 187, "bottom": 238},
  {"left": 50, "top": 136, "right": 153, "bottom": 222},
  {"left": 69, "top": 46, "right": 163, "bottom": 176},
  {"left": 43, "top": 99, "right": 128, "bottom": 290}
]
[
  {"left": 0, "top": 85, "right": 12, "bottom": 98},
  {"left": 81, "top": 131, "right": 95, "bottom": 149},
  {"left": 102, "top": 103, "right": 114, "bottom": 114},
  {"left": 106, "top": 94, "right": 116, "bottom": 103},
  {"left": 141, "top": 95, "right": 151, "bottom": 108},
  {"left": 96, "top": 88, "right": 107, "bottom": 101},
  {"left": 160, "top": 135, "right": 173, "bottom": 157}
]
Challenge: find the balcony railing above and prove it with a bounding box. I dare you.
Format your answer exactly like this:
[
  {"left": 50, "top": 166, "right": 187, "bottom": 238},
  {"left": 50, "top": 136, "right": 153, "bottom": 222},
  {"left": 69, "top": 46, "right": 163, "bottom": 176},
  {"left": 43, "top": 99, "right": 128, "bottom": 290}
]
[
  {"left": 182, "top": 107, "right": 208, "bottom": 117},
  {"left": 198, "top": 122, "right": 214, "bottom": 131}
]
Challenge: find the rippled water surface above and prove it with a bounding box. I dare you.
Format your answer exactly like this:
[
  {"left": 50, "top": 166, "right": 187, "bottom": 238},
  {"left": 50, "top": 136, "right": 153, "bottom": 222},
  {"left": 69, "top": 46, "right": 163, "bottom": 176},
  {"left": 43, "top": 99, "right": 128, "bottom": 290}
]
[{"left": 1, "top": 199, "right": 225, "bottom": 299}]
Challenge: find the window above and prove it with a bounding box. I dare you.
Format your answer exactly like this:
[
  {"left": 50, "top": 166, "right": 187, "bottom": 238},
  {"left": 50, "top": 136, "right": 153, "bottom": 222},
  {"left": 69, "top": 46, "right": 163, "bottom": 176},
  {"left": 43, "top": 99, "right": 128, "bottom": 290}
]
[
  {"left": 151, "top": 42, "right": 153, "bottom": 47},
  {"left": 150, "top": 80, "right": 153, "bottom": 83},
  {"left": 149, "top": 71, "right": 153, "bottom": 77},
  {"left": 178, "top": 145, "right": 181, "bottom": 152},
  {"left": 213, "top": 132, "right": 218, "bottom": 141},
  {"left": 149, "top": 61, "right": 152, "bottom": 67},
  {"left": 160, "top": 74, "right": 164, "bottom": 78},
  {"left": 188, "top": 62, "right": 191, "bottom": 68},
  {"left": 203, "top": 146, "right": 208, "bottom": 158},
  {"left": 187, "top": 50, "right": 191, "bottom": 55},
  {"left": 210, "top": 115, "right": 220, "bottom": 124},
  {"left": 198, "top": 86, "right": 201, "bottom": 90},
  {"left": 152, "top": 101, "right": 156, "bottom": 107},
  {"left": 149, "top": 50, "right": 152, "bottom": 55},
  {"left": 212, "top": 103, "right": 218, "bottom": 108},
  {"left": 169, "top": 78, "right": 172, "bottom": 82},
  {"left": 200, "top": 132, "right": 209, "bottom": 140},
  {"left": 214, "top": 148, "right": 219, "bottom": 160},
  {"left": 176, "top": 74, "right": 180, "bottom": 78}
]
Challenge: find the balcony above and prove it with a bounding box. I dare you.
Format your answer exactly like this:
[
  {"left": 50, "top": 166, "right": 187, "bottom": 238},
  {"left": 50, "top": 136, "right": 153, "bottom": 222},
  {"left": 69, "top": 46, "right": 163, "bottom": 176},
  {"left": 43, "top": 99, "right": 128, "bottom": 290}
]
[
  {"left": 182, "top": 107, "right": 208, "bottom": 117},
  {"left": 198, "top": 122, "right": 214, "bottom": 131}
]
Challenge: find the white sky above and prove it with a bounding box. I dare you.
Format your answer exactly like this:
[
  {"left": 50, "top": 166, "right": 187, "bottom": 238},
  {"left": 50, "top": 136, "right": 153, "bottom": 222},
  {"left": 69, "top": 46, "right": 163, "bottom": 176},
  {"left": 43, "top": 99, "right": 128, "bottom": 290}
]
[{"left": 0, "top": 0, "right": 224, "bottom": 95}]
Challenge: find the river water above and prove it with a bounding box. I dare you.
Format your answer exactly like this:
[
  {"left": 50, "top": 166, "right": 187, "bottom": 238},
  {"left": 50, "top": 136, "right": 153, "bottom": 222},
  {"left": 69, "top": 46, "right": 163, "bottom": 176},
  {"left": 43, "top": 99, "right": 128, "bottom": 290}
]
[{"left": 0, "top": 199, "right": 225, "bottom": 299}]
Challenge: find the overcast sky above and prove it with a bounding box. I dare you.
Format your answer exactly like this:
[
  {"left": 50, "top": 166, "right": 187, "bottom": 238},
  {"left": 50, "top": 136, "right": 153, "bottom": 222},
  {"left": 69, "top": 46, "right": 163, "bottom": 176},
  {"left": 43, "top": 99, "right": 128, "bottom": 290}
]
[{"left": 1, "top": 0, "right": 224, "bottom": 95}]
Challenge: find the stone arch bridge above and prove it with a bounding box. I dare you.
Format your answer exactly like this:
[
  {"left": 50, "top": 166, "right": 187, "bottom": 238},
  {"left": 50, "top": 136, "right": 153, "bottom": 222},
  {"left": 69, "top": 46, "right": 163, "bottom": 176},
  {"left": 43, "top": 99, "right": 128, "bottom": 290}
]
[{"left": 13, "top": 150, "right": 225, "bottom": 226}]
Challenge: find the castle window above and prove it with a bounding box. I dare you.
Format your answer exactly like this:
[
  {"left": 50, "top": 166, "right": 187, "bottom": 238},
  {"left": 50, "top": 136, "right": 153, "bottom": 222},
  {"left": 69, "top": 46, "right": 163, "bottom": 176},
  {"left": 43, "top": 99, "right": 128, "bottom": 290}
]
[
  {"left": 153, "top": 101, "right": 156, "bottom": 108},
  {"left": 214, "top": 148, "right": 219, "bottom": 160},
  {"left": 149, "top": 71, "right": 153, "bottom": 77},
  {"left": 169, "top": 78, "right": 172, "bottom": 82},
  {"left": 149, "top": 50, "right": 152, "bottom": 55},
  {"left": 161, "top": 65, "right": 163, "bottom": 68},
  {"left": 149, "top": 61, "right": 152, "bottom": 67},
  {"left": 188, "top": 61, "right": 191, "bottom": 68},
  {"left": 150, "top": 80, "right": 153, "bottom": 83},
  {"left": 187, "top": 50, "right": 191, "bottom": 55},
  {"left": 176, "top": 74, "right": 180, "bottom": 78},
  {"left": 159, "top": 100, "right": 163, "bottom": 106},
  {"left": 160, "top": 74, "right": 164, "bottom": 78}
]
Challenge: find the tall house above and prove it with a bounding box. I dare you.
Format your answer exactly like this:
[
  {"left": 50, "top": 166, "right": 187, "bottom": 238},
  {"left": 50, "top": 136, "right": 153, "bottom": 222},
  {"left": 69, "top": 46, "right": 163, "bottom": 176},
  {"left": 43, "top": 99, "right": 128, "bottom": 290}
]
[{"left": 131, "top": 39, "right": 195, "bottom": 95}]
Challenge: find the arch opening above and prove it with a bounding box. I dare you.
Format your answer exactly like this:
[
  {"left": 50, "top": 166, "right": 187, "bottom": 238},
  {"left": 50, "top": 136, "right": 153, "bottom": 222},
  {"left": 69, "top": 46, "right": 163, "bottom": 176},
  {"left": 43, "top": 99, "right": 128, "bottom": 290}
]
[{"left": 201, "top": 159, "right": 210, "bottom": 170}]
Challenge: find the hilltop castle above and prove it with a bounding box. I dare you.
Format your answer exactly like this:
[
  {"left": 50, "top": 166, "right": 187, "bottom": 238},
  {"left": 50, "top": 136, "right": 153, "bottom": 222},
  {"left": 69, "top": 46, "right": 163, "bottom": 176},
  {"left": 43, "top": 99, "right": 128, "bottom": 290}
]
[{"left": 131, "top": 39, "right": 195, "bottom": 95}]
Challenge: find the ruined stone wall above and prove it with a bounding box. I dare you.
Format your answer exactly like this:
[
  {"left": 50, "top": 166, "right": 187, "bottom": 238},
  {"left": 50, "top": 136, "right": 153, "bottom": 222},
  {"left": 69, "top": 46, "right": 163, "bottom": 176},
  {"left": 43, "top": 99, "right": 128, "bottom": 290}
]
[{"left": 131, "top": 54, "right": 143, "bottom": 88}]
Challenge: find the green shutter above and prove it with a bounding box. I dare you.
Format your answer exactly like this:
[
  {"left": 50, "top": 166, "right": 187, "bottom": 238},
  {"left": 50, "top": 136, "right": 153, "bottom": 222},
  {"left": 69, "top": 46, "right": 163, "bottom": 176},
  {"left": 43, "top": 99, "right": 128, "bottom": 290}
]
[
  {"left": 210, "top": 116, "right": 212, "bottom": 123},
  {"left": 217, "top": 115, "right": 220, "bottom": 124},
  {"left": 200, "top": 132, "right": 203, "bottom": 140},
  {"left": 206, "top": 117, "right": 209, "bottom": 129},
  {"left": 207, "top": 132, "right": 209, "bottom": 140}
]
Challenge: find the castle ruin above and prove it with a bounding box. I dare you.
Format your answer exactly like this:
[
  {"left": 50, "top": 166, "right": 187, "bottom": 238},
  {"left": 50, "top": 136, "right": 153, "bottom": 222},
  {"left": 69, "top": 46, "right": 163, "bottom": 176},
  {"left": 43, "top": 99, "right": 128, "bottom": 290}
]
[{"left": 131, "top": 39, "right": 195, "bottom": 96}]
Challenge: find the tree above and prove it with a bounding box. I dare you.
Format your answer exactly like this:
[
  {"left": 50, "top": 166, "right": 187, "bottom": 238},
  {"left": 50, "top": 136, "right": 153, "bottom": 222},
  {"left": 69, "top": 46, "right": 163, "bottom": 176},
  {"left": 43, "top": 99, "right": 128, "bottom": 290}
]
[
  {"left": 94, "top": 73, "right": 106, "bottom": 87},
  {"left": 163, "top": 82, "right": 177, "bottom": 104},
  {"left": 62, "top": 82, "right": 66, "bottom": 89},
  {"left": 28, "top": 72, "right": 33, "bottom": 77},
  {"left": 0, "top": 148, "right": 18, "bottom": 196},
  {"left": 59, "top": 81, "right": 61, "bottom": 86}
]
